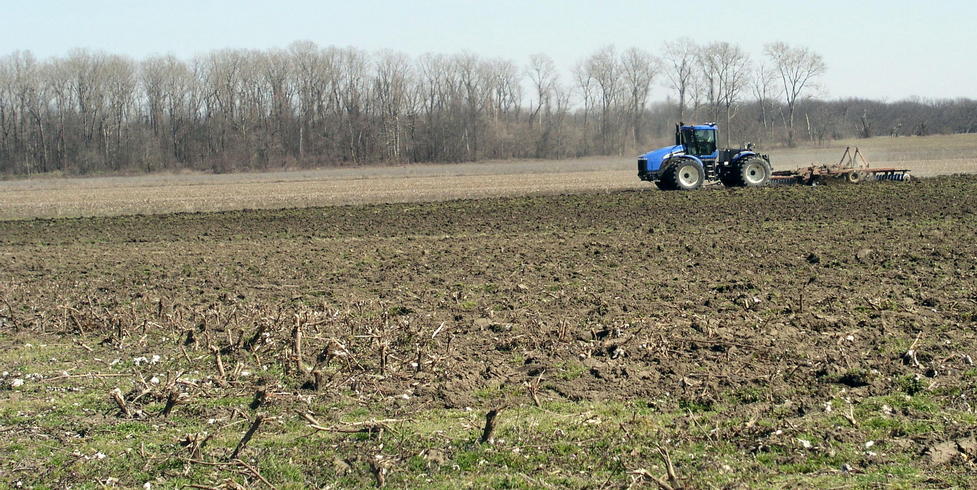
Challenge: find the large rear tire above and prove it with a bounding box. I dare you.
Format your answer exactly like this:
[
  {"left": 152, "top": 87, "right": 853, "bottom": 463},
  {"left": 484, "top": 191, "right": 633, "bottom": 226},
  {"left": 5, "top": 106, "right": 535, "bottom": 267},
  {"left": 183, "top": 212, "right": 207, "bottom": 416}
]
[
  {"left": 726, "top": 157, "right": 772, "bottom": 187},
  {"left": 661, "top": 159, "right": 705, "bottom": 191}
]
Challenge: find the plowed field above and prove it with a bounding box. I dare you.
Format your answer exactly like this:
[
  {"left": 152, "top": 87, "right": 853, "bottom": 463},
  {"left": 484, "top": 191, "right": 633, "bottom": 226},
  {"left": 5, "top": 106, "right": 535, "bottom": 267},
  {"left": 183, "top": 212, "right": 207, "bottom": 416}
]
[{"left": 1, "top": 177, "right": 976, "bottom": 487}]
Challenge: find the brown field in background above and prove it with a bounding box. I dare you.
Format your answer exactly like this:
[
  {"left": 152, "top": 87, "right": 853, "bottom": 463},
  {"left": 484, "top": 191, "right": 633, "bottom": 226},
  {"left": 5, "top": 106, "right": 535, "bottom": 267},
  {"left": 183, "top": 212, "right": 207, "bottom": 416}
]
[{"left": 2, "top": 133, "right": 975, "bottom": 220}]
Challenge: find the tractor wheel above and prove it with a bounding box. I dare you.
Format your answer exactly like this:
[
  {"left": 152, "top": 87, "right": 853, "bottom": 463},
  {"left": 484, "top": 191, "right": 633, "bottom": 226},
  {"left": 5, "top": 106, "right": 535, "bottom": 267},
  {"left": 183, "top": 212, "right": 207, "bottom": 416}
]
[
  {"left": 654, "top": 180, "right": 674, "bottom": 191},
  {"left": 662, "top": 159, "right": 705, "bottom": 191},
  {"left": 718, "top": 170, "right": 739, "bottom": 188},
  {"left": 728, "top": 157, "right": 772, "bottom": 187}
]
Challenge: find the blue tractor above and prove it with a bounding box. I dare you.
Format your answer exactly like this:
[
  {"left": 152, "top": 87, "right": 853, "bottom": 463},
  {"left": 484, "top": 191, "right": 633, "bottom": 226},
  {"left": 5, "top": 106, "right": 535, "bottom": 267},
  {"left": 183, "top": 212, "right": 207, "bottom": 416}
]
[{"left": 638, "top": 123, "right": 772, "bottom": 190}]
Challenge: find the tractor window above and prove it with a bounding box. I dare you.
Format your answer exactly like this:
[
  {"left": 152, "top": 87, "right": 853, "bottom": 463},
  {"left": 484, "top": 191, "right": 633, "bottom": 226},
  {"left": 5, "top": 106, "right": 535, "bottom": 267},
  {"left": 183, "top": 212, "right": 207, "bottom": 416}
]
[
  {"left": 681, "top": 128, "right": 695, "bottom": 148},
  {"left": 680, "top": 127, "right": 718, "bottom": 156},
  {"left": 695, "top": 129, "right": 717, "bottom": 156}
]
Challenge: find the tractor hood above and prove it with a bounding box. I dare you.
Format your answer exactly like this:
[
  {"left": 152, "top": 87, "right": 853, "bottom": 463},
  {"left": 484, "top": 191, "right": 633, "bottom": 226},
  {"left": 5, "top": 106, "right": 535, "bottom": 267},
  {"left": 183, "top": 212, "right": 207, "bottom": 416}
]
[{"left": 639, "top": 144, "right": 684, "bottom": 172}]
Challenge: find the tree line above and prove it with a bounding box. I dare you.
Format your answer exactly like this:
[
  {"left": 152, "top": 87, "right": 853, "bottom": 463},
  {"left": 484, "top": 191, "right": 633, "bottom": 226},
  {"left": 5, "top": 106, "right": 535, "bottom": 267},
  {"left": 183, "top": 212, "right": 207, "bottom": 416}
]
[{"left": 1, "top": 41, "right": 974, "bottom": 176}]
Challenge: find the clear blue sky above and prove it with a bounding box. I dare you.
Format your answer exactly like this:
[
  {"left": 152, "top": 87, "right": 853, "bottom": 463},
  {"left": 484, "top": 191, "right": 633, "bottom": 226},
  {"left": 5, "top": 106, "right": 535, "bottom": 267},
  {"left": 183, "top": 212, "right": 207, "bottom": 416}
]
[{"left": 3, "top": 0, "right": 975, "bottom": 101}]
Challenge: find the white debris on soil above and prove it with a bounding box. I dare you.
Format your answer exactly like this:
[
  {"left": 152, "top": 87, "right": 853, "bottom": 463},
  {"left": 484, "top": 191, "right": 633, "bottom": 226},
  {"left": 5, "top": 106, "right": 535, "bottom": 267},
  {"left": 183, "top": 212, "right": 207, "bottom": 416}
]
[{"left": 133, "top": 355, "right": 162, "bottom": 366}]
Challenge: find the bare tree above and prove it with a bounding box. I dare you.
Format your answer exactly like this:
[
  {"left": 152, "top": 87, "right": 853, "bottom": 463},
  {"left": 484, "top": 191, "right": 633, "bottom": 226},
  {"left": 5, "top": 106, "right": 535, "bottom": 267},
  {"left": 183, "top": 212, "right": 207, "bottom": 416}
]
[
  {"left": 549, "top": 80, "right": 572, "bottom": 158},
  {"left": 765, "top": 42, "right": 826, "bottom": 146},
  {"left": 487, "top": 58, "right": 521, "bottom": 119},
  {"left": 1, "top": 51, "right": 46, "bottom": 174},
  {"left": 526, "top": 53, "right": 556, "bottom": 127},
  {"left": 372, "top": 50, "right": 411, "bottom": 161},
  {"left": 202, "top": 49, "right": 245, "bottom": 164},
  {"left": 619, "top": 47, "right": 659, "bottom": 148},
  {"left": 261, "top": 49, "right": 294, "bottom": 161},
  {"left": 686, "top": 71, "right": 707, "bottom": 123},
  {"left": 662, "top": 39, "right": 698, "bottom": 122},
  {"left": 582, "top": 46, "right": 621, "bottom": 153},
  {"left": 454, "top": 53, "right": 489, "bottom": 160},
  {"left": 750, "top": 63, "right": 776, "bottom": 138},
  {"left": 336, "top": 47, "right": 369, "bottom": 163},
  {"left": 42, "top": 58, "right": 74, "bottom": 169},
  {"left": 289, "top": 41, "right": 339, "bottom": 161},
  {"left": 142, "top": 56, "right": 168, "bottom": 140},
  {"left": 103, "top": 55, "right": 137, "bottom": 170},
  {"left": 485, "top": 58, "right": 521, "bottom": 158},
  {"left": 700, "top": 42, "right": 751, "bottom": 145},
  {"left": 571, "top": 59, "right": 595, "bottom": 154}
]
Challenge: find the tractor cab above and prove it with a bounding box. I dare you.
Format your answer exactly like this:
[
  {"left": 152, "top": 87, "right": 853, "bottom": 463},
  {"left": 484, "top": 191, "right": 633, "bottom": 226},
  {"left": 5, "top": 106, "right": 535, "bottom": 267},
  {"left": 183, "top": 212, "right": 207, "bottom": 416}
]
[{"left": 676, "top": 123, "right": 718, "bottom": 160}]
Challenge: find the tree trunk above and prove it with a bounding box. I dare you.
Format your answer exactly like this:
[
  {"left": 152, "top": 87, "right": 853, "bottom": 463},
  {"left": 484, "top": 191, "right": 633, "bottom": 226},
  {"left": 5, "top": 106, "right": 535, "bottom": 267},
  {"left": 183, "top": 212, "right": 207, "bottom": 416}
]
[{"left": 786, "top": 104, "right": 796, "bottom": 147}]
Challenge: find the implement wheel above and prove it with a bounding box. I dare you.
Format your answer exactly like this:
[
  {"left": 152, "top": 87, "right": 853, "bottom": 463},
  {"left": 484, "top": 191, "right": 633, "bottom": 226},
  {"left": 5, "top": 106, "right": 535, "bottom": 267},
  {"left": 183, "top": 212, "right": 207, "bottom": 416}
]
[
  {"left": 661, "top": 158, "right": 705, "bottom": 191},
  {"left": 726, "top": 157, "right": 772, "bottom": 187}
]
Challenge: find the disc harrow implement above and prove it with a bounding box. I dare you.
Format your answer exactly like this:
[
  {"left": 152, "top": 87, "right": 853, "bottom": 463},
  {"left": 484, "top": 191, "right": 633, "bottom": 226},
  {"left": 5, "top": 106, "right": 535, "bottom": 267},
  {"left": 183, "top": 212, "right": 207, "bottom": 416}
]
[{"left": 770, "top": 147, "right": 911, "bottom": 186}]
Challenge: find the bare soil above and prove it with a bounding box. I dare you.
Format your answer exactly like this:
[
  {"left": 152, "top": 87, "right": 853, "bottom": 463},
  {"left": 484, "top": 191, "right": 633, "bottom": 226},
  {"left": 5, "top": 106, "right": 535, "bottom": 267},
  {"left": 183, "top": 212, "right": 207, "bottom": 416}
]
[{"left": 1, "top": 177, "right": 976, "bottom": 486}]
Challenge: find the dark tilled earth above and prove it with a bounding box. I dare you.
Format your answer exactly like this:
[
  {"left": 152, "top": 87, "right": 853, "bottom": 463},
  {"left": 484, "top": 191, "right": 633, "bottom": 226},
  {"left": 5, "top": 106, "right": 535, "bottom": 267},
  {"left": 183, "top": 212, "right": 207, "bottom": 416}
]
[{"left": 1, "top": 177, "right": 976, "bottom": 487}]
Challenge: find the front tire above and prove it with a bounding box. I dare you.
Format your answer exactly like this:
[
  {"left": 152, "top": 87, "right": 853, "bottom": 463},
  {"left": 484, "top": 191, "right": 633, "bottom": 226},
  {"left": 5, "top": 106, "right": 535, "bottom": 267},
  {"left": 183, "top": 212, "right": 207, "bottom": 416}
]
[{"left": 662, "top": 159, "right": 705, "bottom": 191}]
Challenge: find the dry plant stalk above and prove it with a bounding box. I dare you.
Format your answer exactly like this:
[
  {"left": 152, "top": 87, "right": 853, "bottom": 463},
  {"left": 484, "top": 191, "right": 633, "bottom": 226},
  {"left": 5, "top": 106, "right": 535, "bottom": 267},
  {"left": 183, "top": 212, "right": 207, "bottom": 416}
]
[
  {"left": 527, "top": 371, "right": 545, "bottom": 408},
  {"left": 250, "top": 388, "right": 267, "bottom": 410},
  {"left": 292, "top": 321, "right": 308, "bottom": 373},
  {"left": 843, "top": 402, "right": 858, "bottom": 427},
  {"left": 180, "top": 432, "right": 213, "bottom": 459},
  {"left": 110, "top": 388, "right": 131, "bottom": 417},
  {"left": 658, "top": 446, "right": 679, "bottom": 485},
  {"left": 210, "top": 346, "right": 226, "bottom": 380},
  {"left": 632, "top": 445, "right": 682, "bottom": 489},
  {"left": 300, "top": 412, "right": 401, "bottom": 435},
  {"left": 369, "top": 456, "right": 387, "bottom": 488},
  {"left": 479, "top": 408, "right": 503, "bottom": 444},
  {"left": 234, "top": 458, "right": 277, "bottom": 489},
  {"left": 161, "top": 390, "right": 182, "bottom": 417},
  {"left": 229, "top": 414, "right": 265, "bottom": 461}
]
